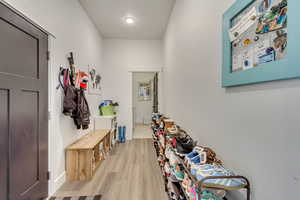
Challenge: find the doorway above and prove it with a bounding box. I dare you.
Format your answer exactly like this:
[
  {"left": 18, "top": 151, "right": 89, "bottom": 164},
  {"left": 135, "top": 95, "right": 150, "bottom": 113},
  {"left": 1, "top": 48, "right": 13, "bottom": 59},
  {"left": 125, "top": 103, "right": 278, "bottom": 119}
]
[
  {"left": 132, "top": 72, "right": 158, "bottom": 139},
  {"left": 0, "top": 3, "right": 49, "bottom": 200}
]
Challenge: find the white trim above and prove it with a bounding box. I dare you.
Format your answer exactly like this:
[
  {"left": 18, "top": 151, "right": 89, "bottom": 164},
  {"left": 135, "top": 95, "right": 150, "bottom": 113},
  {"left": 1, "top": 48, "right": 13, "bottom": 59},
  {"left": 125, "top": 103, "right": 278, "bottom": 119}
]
[
  {"left": 129, "top": 72, "right": 134, "bottom": 140},
  {"left": 128, "top": 66, "right": 162, "bottom": 72},
  {"left": 48, "top": 36, "right": 56, "bottom": 196},
  {"left": 53, "top": 171, "right": 66, "bottom": 194},
  {"left": 0, "top": 0, "right": 56, "bottom": 37},
  {"left": 129, "top": 67, "right": 162, "bottom": 140}
]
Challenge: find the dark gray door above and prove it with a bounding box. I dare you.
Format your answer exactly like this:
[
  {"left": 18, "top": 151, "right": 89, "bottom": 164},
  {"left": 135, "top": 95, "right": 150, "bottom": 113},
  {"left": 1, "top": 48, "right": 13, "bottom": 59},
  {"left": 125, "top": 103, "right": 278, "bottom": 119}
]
[
  {"left": 153, "top": 73, "right": 158, "bottom": 113},
  {"left": 0, "top": 3, "right": 48, "bottom": 200}
]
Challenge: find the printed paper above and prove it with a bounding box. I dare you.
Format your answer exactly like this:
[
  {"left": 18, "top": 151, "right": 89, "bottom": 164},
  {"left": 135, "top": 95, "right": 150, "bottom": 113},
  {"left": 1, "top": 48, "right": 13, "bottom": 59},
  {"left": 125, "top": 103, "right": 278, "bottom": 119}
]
[
  {"left": 242, "top": 48, "right": 254, "bottom": 70},
  {"left": 232, "top": 54, "right": 243, "bottom": 72},
  {"left": 229, "top": 7, "right": 257, "bottom": 42},
  {"left": 254, "top": 39, "right": 270, "bottom": 65}
]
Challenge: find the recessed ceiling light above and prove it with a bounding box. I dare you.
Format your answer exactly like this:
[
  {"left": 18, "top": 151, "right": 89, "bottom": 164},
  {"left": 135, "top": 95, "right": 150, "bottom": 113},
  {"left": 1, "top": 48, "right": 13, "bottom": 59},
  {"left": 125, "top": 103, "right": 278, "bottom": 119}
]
[
  {"left": 126, "top": 18, "right": 134, "bottom": 24},
  {"left": 123, "top": 16, "right": 136, "bottom": 25}
]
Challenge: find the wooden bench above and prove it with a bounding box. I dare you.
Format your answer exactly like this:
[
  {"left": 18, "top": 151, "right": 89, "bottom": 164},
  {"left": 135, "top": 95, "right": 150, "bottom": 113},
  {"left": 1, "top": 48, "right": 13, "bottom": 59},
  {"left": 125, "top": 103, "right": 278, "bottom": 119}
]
[{"left": 65, "top": 129, "right": 111, "bottom": 181}]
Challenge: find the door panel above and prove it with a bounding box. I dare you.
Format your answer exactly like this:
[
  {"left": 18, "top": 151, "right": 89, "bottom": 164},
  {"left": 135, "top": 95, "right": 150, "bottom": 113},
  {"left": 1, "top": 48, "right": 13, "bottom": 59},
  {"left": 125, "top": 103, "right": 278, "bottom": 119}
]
[
  {"left": 0, "top": 2, "right": 48, "bottom": 200},
  {"left": 0, "top": 89, "right": 9, "bottom": 200},
  {"left": 0, "top": 18, "right": 38, "bottom": 78},
  {"left": 11, "top": 91, "right": 39, "bottom": 196}
]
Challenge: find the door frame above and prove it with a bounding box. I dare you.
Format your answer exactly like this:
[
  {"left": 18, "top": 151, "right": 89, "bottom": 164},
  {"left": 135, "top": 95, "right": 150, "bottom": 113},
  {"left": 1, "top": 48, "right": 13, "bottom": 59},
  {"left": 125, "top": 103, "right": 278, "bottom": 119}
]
[
  {"left": 48, "top": 36, "right": 56, "bottom": 196},
  {"left": 0, "top": 1, "right": 53, "bottom": 198},
  {"left": 128, "top": 67, "right": 163, "bottom": 140},
  {"left": 0, "top": 1, "right": 56, "bottom": 197},
  {"left": 0, "top": 0, "right": 55, "bottom": 38}
]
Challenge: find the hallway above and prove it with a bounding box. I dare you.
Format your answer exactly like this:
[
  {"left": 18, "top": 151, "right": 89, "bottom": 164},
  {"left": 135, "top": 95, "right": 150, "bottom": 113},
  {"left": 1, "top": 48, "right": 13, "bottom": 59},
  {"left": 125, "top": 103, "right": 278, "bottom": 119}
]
[
  {"left": 1, "top": 0, "right": 296, "bottom": 199},
  {"left": 55, "top": 139, "right": 167, "bottom": 200}
]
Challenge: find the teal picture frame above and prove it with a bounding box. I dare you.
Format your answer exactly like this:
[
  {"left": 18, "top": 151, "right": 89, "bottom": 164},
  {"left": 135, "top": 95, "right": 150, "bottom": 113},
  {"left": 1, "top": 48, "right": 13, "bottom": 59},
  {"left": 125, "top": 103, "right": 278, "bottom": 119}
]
[{"left": 222, "top": 0, "right": 299, "bottom": 87}]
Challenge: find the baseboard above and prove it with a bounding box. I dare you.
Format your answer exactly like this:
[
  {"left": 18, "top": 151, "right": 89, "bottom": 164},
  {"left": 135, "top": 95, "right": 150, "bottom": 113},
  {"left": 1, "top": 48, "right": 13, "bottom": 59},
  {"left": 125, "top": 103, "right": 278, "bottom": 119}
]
[{"left": 53, "top": 171, "right": 66, "bottom": 193}]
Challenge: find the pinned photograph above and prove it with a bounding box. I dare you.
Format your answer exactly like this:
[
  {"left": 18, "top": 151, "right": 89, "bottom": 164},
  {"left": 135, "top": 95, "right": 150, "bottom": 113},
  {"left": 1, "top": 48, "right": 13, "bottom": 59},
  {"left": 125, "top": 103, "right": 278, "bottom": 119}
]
[
  {"left": 88, "top": 66, "right": 102, "bottom": 95},
  {"left": 256, "top": 0, "right": 287, "bottom": 34},
  {"left": 258, "top": 0, "right": 272, "bottom": 13}
]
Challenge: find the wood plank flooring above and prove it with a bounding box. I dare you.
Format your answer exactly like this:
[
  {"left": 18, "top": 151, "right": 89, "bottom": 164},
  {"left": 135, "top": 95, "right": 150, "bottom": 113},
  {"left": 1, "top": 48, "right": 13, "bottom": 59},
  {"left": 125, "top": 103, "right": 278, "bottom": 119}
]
[
  {"left": 55, "top": 139, "right": 168, "bottom": 200},
  {"left": 133, "top": 124, "right": 152, "bottom": 139}
]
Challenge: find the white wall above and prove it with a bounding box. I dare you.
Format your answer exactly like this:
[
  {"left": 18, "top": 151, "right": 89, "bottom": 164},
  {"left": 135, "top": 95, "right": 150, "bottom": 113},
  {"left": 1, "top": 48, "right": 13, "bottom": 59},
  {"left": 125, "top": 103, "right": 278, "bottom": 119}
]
[
  {"left": 164, "top": 0, "right": 300, "bottom": 200},
  {"left": 102, "top": 39, "right": 163, "bottom": 140},
  {"left": 133, "top": 72, "right": 155, "bottom": 125},
  {"left": 3, "top": 0, "right": 103, "bottom": 195}
]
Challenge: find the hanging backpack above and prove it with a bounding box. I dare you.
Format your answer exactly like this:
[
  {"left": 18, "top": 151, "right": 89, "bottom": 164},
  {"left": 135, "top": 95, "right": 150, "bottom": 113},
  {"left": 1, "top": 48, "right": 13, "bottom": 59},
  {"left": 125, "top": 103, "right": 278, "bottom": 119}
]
[{"left": 72, "top": 89, "right": 90, "bottom": 129}]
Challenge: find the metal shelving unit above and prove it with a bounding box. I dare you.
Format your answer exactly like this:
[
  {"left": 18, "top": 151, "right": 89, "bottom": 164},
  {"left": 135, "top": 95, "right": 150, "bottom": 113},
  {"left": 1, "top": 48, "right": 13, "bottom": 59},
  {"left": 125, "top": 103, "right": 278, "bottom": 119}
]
[{"left": 151, "top": 115, "right": 251, "bottom": 200}]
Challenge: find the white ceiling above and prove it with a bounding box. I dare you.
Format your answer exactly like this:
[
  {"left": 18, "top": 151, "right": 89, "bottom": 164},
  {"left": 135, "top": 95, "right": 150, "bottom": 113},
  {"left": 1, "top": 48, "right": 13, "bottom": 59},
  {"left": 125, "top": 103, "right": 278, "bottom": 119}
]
[{"left": 79, "top": 0, "right": 175, "bottom": 40}]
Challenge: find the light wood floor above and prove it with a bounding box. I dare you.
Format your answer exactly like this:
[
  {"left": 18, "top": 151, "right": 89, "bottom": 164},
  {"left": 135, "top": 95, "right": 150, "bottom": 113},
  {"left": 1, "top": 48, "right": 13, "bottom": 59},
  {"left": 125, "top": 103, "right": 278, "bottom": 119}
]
[
  {"left": 55, "top": 139, "right": 168, "bottom": 200},
  {"left": 133, "top": 124, "right": 152, "bottom": 139}
]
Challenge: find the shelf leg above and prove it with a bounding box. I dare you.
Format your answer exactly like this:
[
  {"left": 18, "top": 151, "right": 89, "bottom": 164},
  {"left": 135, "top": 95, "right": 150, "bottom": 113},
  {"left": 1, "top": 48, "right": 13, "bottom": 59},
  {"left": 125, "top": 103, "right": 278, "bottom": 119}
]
[{"left": 247, "top": 186, "right": 251, "bottom": 200}]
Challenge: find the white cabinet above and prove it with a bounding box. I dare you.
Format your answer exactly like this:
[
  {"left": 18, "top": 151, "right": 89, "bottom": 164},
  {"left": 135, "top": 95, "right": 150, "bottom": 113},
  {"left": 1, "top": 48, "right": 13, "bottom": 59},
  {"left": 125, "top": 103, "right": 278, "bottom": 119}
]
[{"left": 94, "top": 115, "right": 118, "bottom": 146}]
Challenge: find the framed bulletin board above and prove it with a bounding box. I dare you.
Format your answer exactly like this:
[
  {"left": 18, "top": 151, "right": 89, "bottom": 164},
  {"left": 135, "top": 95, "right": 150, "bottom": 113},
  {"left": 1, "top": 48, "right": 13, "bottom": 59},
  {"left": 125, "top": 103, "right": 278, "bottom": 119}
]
[{"left": 222, "top": 0, "right": 299, "bottom": 87}]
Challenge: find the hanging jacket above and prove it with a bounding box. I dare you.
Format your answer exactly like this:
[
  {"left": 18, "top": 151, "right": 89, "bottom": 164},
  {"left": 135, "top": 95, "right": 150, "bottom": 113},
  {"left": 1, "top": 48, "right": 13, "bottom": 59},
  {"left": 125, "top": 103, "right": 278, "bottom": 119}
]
[
  {"left": 60, "top": 68, "right": 90, "bottom": 129},
  {"left": 63, "top": 85, "right": 77, "bottom": 116},
  {"left": 72, "top": 89, "right": 90, "bottom": 130}
]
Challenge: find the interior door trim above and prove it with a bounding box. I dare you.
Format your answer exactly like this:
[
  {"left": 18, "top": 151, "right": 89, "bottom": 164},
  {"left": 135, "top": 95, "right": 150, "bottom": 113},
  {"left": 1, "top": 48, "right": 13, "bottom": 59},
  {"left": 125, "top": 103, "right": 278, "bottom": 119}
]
[{"left": 0, "top": 0, "right": 55, "bottom": 38}]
